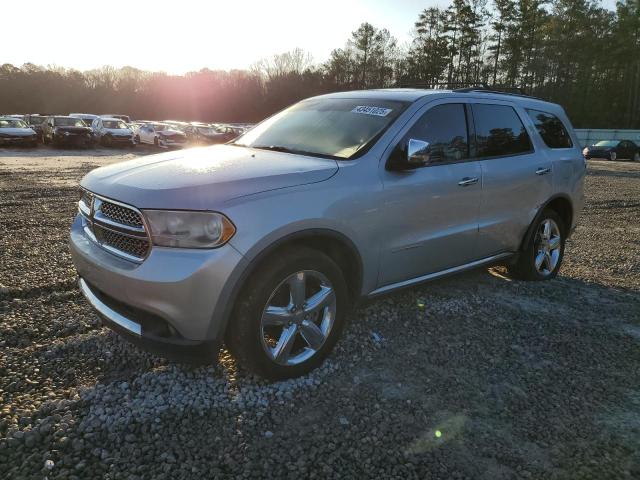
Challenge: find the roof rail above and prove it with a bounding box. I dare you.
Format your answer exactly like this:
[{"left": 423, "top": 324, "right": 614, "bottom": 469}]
[
  {"left": 453, "top": 85, "right": 543, "bottom": 100},
  {"left": 398, "top": 81, "right": 490, "bottom": 90},
  {"left": 397, "top": 81, "right": 543, "bottom": 100}
]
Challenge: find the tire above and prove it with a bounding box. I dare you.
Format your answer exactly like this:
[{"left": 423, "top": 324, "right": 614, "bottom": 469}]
[
  {"left": 226, "top": 247, "right": 349, "bottom": 380},
  {"left": 507, "top": 209, "right": 565, "bottom": 281},
  {"left": 609, "top": 151, "right": 617, "bottom": 161}
]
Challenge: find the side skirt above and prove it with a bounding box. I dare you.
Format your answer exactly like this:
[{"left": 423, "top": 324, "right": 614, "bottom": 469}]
[{"left": 367, "top": 252, "right": 514, "bottom": 297}]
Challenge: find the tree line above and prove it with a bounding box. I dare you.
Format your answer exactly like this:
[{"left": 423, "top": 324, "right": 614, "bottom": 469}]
[{"left": 1, "top": 0, "right": 638, "bottom": 128}]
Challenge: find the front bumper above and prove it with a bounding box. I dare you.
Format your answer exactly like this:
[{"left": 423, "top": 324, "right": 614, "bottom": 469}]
[
  {"left": 54, "top": 133, "right": 92, "bottom": 145},
  {"left": 158, "top": 137, "right": 186, "bottom": 148},
  {"left": 70, "top": 215, "right": 248, "bottom": 352},
  {"left": 0, "top": 136, "right": 37, "bottom": 146}
]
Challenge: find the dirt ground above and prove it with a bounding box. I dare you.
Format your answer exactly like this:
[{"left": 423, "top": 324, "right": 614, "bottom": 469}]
[{"left": 0, "top": 147, "right": 639, "bottom": 479}]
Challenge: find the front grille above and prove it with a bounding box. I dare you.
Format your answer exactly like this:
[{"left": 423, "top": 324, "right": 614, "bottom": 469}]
[
  {"left": 100, "top": 201, "right": 144, "bottom": 228},
  {"left": 79, "top": 190, "right": 150, "bottom": 262},
  {"left": 93, "top": 224, "right": 150, "bottom": 259}
]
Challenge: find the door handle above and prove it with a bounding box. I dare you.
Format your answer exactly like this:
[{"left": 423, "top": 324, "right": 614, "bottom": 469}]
[
  {"left": 458, "top": 177, "right": 479, "bottom": 186},
  {"left": 535, "top": 167, "right": 551, "bottom": 175}
]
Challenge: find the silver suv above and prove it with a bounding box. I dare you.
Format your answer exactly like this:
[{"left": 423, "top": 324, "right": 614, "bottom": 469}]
[{"left": 70, "top": 88, "right": 585, "bottom": 379}]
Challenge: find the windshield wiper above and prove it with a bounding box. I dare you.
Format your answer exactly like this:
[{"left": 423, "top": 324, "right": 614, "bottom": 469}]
[
  {"left": 251, "top": 145, "right": 298, "bottom": 154},
  {"left": 250, "top": 145, "right": 340, "bottom": 160}
]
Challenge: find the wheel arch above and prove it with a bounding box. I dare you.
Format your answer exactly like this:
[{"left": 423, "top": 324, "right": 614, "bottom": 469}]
[
  {"left": 215, "top": 228, "right": 364, "bottom": 341},
  {"left": 519, "top": 194, "right": 574, "bottom": 252}
]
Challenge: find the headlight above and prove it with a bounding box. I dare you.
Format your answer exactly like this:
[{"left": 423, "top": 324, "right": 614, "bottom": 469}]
[{"left": 143, "top": 210, "right": 235, "bottom": 248}]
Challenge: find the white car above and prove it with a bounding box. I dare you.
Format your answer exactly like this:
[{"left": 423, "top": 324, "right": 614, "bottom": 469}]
[
  {"left": 135, "top": 122, "right": 187, "bottom": 149},
  {"left": 91, "top": 117, "right": 135, "bottom": 147}
]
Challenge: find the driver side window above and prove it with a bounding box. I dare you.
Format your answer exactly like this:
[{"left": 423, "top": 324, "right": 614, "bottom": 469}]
[{"left": 403, "top": 103, "right": 469, "bottom": 165}]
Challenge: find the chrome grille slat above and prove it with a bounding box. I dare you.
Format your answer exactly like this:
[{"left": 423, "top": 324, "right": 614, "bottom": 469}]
[
  {"left": 79, "top": 189, "right": 150, "bottom": 262},
  {"left": 100, "top": 201, "right": 144, "bottom": 228}
]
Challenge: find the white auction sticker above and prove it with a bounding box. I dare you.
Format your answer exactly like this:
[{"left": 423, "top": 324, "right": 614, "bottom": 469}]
[{"left": 351, "top": 105, "right": 392, "bottom": 117}]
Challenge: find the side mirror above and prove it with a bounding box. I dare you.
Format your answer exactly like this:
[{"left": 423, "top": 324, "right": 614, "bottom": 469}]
[
  {"left": 407, "top": 139, "right": 431, "bottom": 166},
  {"left": 387, "top": 138, "right": 432, "bottom": 171}
]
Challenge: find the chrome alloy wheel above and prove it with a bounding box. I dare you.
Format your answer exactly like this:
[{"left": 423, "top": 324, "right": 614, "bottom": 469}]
[
  {"left": 260, "top": 270, "right": 336, "bottom": 366},
  {"left": 534, "top": 219, "right": 562, "bottom": 276}
]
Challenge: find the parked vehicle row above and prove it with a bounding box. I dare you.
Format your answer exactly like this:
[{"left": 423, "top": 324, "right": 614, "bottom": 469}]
[{"left": 1, "top": 113, "right": 252, "bottom": 149}]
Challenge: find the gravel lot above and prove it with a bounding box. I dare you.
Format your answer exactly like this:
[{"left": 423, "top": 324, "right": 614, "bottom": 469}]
[{"left": 1, "top": 147, "right": 639, "bottom": 479}]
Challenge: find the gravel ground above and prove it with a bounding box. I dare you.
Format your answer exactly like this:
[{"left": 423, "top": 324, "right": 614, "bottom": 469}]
[{"left": 1, "top": 148, "right": 639, "bottom": 479}]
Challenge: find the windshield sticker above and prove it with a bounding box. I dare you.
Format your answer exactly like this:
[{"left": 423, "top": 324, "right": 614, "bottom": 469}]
[{"left": 351, "top": 106, "right": 392, "bottom": 117}]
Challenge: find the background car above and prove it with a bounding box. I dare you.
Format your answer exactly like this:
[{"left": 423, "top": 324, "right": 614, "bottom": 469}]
[
  {"left": 583, "top": 140, "right": 640, "bottom": 161},
  {"left": 70, "top": 113, "right": 100, "bottom": 128},
  {"left": 182, "top": 123, "right": 237, "bottom": 145},
  {"left": 0, "top": 117, "right": 38, "bottom": 147},
  {"left": 100, "top": 114, "right": 131, "bottom": 123},
  {"left": 135, "top": 122, "right": 187, "bottom": 148},
  {"left": 91, "top": 117, "right": 135, "bottom": 147},
  {"left": 24, "top": 114, "right": 48, "bottom": 138},
  {"left": 42, "top": 116, "right": 93, "bottom": 147}
]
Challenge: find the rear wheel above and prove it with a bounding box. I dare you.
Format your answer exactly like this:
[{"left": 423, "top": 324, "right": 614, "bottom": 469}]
[
  {"left": 226, "top": 247, "right": 349, "bottom": 379},
  {"left": 508, "top": 209, "right": 565, "bottom": 281}
]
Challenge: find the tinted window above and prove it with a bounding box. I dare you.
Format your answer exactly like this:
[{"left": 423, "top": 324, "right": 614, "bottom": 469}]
[
  {"left": 526, "top": 109, "right": 572, "bottom": 148},
  {"left": 404, "top": 103, "right": 469, "bottom": 164},
  {"left": 473, "top": 104, "right": 532, "bottom": 157}
]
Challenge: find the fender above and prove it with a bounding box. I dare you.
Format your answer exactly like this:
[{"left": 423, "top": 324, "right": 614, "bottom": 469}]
[
  {"left": 518, "top": 193, "right": 574, "bottom": 254},
  {"left": 208, "top": 228, "right": 364, "bottom": 341}
]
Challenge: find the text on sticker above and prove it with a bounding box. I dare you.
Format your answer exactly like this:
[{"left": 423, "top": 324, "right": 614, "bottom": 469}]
[{"left": 351, "top": 106, "right": 392, "bottom": 117}]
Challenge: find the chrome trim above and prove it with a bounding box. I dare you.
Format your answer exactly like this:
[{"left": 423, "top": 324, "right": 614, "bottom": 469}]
[
  {"left": 93, "top": 212, "right": 147, "bottom": 236},
  {"left": 98, "top": 242, "right": 147, "bottom": 263},
  {"left": 79, "top": 188, "right": 152, "bottom": 263},
  {"left": 78, "top": 200, "right": 91, "bottom": 217},
  {"left": 368, "top": 252, "right": 513, "bottom": 297},
  {"left": 78, "top": 278, "right": 142, "bottom": 336}
]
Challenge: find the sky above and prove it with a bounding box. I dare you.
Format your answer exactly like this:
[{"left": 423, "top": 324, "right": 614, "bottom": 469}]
[{"left": 3, "top": 0, "right": 618, "bottom": 74}]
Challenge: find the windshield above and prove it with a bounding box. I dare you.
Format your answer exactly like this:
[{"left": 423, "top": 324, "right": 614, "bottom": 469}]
[
  {"left": 0, "top": 119, "right": 28, "bottom": 128},
  {"left": 55, "top": 118, "right": 86, "bottom": 127},
  {"left": 197, "top": 127, "right": 217, "bottom": 135},
  {"left": 103, "top": 120, "right": 128, "bottom": 129},
  {"left": 594, "top": 140, "right": 618, "bottom": 147},
  {"left": 29, "top": 117, "right": 46, "bottom": 125},
  {"left": 234, "top": 98, "right": 408, "bottom": 159}
]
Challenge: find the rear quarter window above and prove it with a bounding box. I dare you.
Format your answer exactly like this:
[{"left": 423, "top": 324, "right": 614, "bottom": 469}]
[
  {"left": 526, "top": 109, "right": 573, "bottom": 149},
  {"left": 472, "top": 104, "right": 533, "bottom": 158}
]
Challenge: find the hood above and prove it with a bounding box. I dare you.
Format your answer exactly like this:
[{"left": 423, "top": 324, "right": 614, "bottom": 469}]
[
  {"left": 105, "top": 128, "right": 132, "bottom": 135},
  {"left": 159, "top": 129, "right": 185, "bottom": 137},
  {"left": 80, "top": 144, "right": 339, "bottom": 209},
  {"left": 0, "top": 128, "right": 36, "bottom": 137},
  {"left": 56, "top": 126, "right": 92, "bottom": 133}
]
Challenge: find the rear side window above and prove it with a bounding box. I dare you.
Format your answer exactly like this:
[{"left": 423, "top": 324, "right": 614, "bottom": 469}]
[
  {"left": 404, "top": 103, "right": 469, "bottom": 164},
  {"left": 526, "top": 109, "right": 573, "bottom": 148},
  {"left": 472, "top": 104, "right": 532, "bottom": 158}
]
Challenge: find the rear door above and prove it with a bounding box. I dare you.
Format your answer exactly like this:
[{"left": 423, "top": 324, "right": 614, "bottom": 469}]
[
  {"left": 472, "top": 101, "right": 553, "bottom": 256},
  {"left": 378, "top": 101, "right": 482, "bottom": 286}
]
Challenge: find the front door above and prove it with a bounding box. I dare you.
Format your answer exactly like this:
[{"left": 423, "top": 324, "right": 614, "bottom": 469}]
[{"left": 378, "top": 102, "right": 482, "bottom": 287}]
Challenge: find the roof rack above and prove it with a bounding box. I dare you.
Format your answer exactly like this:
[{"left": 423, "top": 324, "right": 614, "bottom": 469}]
[
  {"left": 397, "top": 81, "right": 542, "bottom": 100},
  {"left": 453, "top": 85, "right": 542, "bottom": 100}
]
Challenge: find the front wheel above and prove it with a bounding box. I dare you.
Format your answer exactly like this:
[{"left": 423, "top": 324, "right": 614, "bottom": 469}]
[
  {"left": 508, "top": 209, "right": 565, "bottom": 281},
  {"left": 227, "top": 247, "right": 349, "bottom": 380}
]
